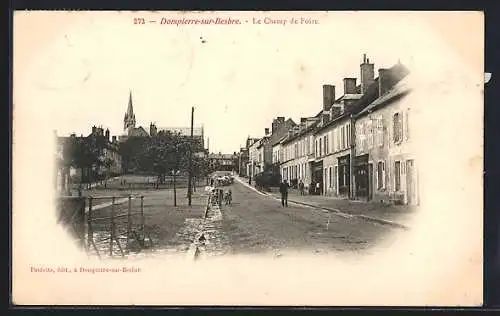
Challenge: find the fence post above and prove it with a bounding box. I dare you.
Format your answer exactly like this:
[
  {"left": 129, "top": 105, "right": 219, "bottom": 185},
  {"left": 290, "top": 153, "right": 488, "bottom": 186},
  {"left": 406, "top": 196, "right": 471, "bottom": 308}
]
[
  {"left": 127, "top": 195, "right": 132, "bottom": 249},
  {"left": 87, "top": 197, "right": 93, "bottom": 248},
  {"left": 140, "top": 196, "right": 145, "bottom": 233},
  {"left": 110, "top": 196, "right": 115, "bottom": 257}
]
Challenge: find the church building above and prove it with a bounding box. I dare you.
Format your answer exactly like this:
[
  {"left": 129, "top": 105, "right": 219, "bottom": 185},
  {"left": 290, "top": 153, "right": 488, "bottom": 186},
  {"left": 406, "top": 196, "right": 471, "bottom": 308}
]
[{"left": 119, "top": 91, "right": 149, "bottom": 142}]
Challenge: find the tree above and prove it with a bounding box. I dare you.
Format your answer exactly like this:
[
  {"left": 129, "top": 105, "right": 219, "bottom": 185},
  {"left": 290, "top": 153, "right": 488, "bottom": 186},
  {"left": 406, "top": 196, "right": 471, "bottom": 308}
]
[
  {"left": 103, "top": 157, "right": 114, "bottom": 188},
  {"left": 135, "top": 131, "right": 190, "bottom": 205},
  {"left": 118, "top": 136, "right": 148, "bottom": 174}
]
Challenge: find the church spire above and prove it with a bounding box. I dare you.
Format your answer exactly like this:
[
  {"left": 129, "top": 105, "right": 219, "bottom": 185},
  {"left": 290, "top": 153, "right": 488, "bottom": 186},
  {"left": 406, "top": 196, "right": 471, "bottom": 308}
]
[
  {"left": 124, "top": 90, "right": 136, "bottom": 131},
  {"left": 127, "top": 90, "right": 134, "bottom": 118}
]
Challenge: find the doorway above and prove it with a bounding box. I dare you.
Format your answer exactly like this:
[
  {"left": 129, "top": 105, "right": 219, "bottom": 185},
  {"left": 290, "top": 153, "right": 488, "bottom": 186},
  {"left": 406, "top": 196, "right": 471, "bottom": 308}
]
[{"left": 368, "top": 163, "right": 374, "bottom": 201}]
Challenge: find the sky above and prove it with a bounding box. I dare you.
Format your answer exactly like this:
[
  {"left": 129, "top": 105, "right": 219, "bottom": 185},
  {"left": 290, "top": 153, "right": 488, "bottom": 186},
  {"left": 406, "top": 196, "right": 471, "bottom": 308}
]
[{"left": 14, "top": 11, "right": 483, "bottom": 154}]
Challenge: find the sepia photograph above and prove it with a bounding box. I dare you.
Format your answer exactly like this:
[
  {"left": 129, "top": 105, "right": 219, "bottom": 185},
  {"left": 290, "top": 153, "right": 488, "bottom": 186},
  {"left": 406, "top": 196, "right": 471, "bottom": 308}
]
[{"left": 12, "top": 11, "right": 483, "bottom": 306}]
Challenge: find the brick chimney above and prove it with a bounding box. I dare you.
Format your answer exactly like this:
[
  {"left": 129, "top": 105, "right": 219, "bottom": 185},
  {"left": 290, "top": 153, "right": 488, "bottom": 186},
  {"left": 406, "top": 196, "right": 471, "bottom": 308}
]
[
  {"left": 330, "top": 106, "right": 342, "bottom": 118},
  {"left": 360, "top": 54, "right": 375, "bottom": 94},
  {"left": 265, "top": 128, "right": 270, "bottom": 136},
  {"left": 300, "top": 117, "right": 307, "bottom": 125},
  {"left": 343, "top": 78, "right": 357, "bottom": 94},
  {"left": 322, "top": 85, "right": 335, "bottom": 111},
  {"left": 378, "top": 68, "right": 390, "bottom": 97},
  {"left": 272, "top": 117, "right": 286, "bottom": 134},
  {"left": 322, "top": 113, "right": 330, "bottom": 125}
]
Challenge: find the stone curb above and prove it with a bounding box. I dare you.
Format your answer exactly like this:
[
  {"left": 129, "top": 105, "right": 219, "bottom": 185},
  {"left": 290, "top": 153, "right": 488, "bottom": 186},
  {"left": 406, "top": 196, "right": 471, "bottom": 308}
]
[
  {"left": 188, "top": 193, "right": 216, "bottom": 261},
  {"left": 235, "top": 176, "right": 409, "bottom": 230},
  {"left": 285, "top": 197, "right": 409, "bottom": 230}
]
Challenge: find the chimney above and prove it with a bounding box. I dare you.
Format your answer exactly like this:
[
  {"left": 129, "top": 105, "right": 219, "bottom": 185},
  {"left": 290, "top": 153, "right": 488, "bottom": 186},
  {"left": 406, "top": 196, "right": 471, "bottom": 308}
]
[
  {"left": 92, "top": 126, "right": 97, "bottom": 134},
  {"left": 322, "top": 113, "right": 330, "bottom": 125},
  {"left": 322, "top": 85, "right": 335, "bottom": 111},
  {"left": 112, "top": 136, "right": 117, "bottom": 143},
  {"left": 105, "top": 129, "right": 110, "bottom": 141},
  {"left": 265, "top": 128, "right": 270, "bottom": 136},
  {"left": 300, "top": 117, "right": 307, "bottom": 125},
  {"left": 331, "top": 106, "right": 342, "bottom": 118},
  {"left": 378, "top": 68, "right": 390, "bottom": 97},
  {"left": 360, "top": 54, "right": 375, "bottom": 94},
  {"left": 277, "top": 117, "right": 285, "bottom": 124},
  {"left": 343, "top": 78, "right": 357, "bottom": 94}
]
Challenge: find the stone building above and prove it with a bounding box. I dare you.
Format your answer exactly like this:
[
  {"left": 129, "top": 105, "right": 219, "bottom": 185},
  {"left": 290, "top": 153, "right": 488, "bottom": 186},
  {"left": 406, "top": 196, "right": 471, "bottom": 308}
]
[
  {"left": 247, "top": 137, "right": 262, "bottom": 178},
  {"left": 208, "top": 152, "right": 237, "bottom": 172},
  {"left": 277, "top": 117, "right": 318, "bottom": 190},
  {"left": 353, "top": 70, "right": 417, "bottom": 205}
]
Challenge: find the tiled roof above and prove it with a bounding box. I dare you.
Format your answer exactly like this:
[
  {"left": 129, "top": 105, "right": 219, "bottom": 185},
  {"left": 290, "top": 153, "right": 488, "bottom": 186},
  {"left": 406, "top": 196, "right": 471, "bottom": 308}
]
[
  {"left": 314, "top": 62, "right": 410, "bottom": 134},
  {"left": 281, "top": 121, "right": 319, "bottom": 145},
  {"left": 357, "top": 74, "right": 412, "bottom": 117}
]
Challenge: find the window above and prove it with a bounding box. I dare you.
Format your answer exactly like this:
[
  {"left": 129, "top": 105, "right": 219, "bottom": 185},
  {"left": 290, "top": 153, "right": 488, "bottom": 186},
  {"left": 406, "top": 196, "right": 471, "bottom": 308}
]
[
  {"left": 405, "top": 108, "right": 411, "bottom": 140},
  {"left": 341, "top": 126, "right": 346, "bottom": 149},
  {"left": 376, "top": 117, "right": 384, "bottom": 147},
  {"left": 324, "top": 135, "right": 328, "bottom": 155},
  {"left": 393, "top": 112, "right": 403, "bottom": 144},
  {"left": 336, "top": 128, "right": 340, "bottom": 151},
  {"left": 329, "top": 166, "right": 333, "bottom": 187},
  {"left": 395, "top": 161, "right": 401, "bottom": 191},
  {"left": 346, "top": 124, "right": 351, "bottom": 148},
  {"left": 319, "top": 139, "right": 323, "bottom": 157},
  {"left": 367, "top": 120, "right": 374, "bottom": 149},
  {"left": 377, "top": 161, "right": 385, "bottom": 189}
]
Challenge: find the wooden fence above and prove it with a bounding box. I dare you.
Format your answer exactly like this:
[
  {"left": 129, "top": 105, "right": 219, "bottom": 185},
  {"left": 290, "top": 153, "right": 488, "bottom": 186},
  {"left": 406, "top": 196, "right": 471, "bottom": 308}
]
[{"left": 57, "top": 195, "right": 153, "bottom": 259}]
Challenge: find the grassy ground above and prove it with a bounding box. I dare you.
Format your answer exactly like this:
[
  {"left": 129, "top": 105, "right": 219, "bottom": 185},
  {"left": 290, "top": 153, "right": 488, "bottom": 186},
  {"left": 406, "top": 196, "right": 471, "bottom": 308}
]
[{"left": 86, "top": 186, "right": 209, "bottom": 256}]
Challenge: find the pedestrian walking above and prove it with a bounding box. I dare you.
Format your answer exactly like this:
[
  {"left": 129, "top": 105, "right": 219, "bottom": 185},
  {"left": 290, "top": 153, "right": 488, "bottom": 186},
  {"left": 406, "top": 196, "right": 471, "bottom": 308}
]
[
  {"left": 218, "top": 189, "right": 224, "bottom": 206},
  {"left": 299, "top": 180, "right": 305, "bottom": 195},
  {"left": 279, "top": 180, "right": 289, "bottom": 207}
]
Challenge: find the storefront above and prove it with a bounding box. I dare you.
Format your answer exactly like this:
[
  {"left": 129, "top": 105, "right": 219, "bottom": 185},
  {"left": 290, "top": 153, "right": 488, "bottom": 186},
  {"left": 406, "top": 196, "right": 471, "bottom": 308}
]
[
  {"left": 337, "top": 154, "right": 350, "bottom": 196},
  {"left": 354, "top": 154, "right": 371, "bottom": 200},
  {"left": 311, "top": 160, "right": 323, "bottom": 195}
]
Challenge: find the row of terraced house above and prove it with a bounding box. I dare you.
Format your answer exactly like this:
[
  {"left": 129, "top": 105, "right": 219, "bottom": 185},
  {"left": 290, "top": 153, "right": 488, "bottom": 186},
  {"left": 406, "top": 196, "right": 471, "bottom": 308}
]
[{"left": 244, "top": 54, "right": 419, "bottom": 205}]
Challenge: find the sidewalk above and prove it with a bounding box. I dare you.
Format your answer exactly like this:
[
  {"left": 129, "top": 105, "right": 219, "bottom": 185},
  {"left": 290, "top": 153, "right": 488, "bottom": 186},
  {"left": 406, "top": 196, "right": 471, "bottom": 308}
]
[{"left": 235, "top": 176, "right": 415, "bottom": 229}]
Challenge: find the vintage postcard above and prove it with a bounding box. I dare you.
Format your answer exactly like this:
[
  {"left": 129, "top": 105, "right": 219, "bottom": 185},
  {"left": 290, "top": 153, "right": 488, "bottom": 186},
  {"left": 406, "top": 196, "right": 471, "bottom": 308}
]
[{"left": 12, "top": 11, "right": 484, "bottom": 306}]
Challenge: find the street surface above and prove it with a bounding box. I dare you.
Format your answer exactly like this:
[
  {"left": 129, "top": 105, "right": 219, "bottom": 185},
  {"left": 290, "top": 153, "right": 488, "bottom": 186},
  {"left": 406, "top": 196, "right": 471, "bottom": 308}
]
[
  {"left": 78, "top": 174, "right": 402, "bottom": 259},
  {"left": 212, "top": 180, "right": 398, "bottom": 256}
]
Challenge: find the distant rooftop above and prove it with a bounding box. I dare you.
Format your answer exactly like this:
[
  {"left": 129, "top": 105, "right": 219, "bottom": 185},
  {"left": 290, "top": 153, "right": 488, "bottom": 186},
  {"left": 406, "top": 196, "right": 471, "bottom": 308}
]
[{"left": 158, "top": 127, "right": 203, "bottom": 136}]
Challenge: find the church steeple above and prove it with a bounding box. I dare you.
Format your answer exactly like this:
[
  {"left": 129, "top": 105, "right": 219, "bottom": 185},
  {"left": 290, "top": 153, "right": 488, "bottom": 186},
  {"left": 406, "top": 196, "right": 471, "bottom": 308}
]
[{"left": 124, "top": 90, "right": 136, "bottom": 131}]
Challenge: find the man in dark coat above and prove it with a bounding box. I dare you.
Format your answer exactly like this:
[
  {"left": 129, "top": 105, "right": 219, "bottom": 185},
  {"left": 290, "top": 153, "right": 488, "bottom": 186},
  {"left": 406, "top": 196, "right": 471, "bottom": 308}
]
[{"left": 279, "top": 180, "right": 289, "bottom": 207}]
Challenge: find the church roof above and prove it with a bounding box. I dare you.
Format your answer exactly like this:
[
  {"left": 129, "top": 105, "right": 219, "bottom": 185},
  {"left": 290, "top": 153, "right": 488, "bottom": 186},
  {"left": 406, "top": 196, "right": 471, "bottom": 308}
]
[{"left": 128, "top": 126, "right": 149, "bottom": 137}]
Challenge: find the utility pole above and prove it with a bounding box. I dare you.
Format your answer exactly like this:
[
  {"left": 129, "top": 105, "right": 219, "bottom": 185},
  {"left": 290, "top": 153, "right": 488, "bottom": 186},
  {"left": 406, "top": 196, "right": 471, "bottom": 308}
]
[{"left": 187, "top": 106, "right": 194, "bottom": 206}]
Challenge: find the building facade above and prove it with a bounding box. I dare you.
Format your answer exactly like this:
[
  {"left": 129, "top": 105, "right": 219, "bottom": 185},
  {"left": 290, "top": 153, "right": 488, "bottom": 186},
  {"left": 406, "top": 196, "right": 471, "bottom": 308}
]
[
  {"left": 354, "top": 73, "right": 418, "bottom": 205},
  {"left": 247, "top": 138, "right": 261, "bottom": 178},
  {"left": 208, "top": 153, "right": 237, "bottom": 172},
  {"left": 278, "top": 119, "right": 317, "bottom": 190}
]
